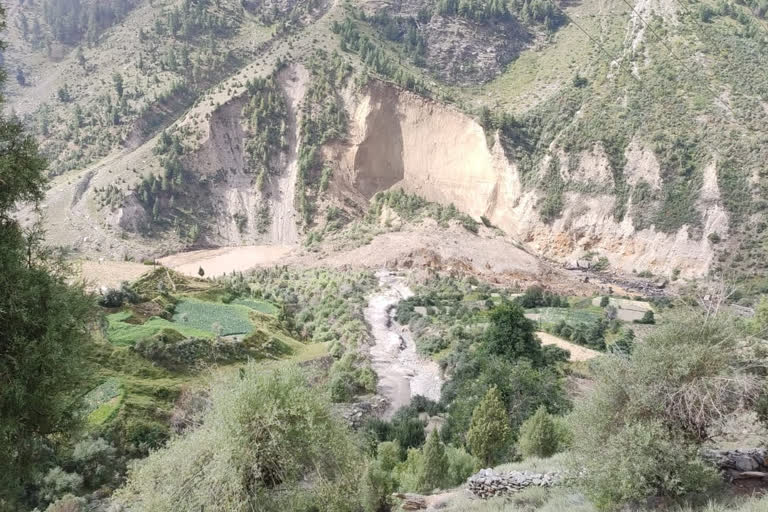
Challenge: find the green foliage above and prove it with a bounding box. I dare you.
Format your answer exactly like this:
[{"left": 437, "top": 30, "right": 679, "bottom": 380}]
[
  {"left": 516, "top": 285, "right": 568, "bottom": 308},
  {"left": 466, "top": 386, "right": 512, "bottom": 465},
  {"left": 39, "top": 468, "right": 83, "bottom": 505},
  {"left": 172, "top": 298, "right": 254, "bottom": 335},
  {"left": 368, "top": 189, "right": 479, "bottom": 233},
  {"left": 332, "top": 18, "right": 428, "bottom": 94},
  {"left": 569, "top": 311, "right": 763, "bottom": 508},
  {"left": 0, "top": 43, "right": 95, "bottom": 504},
  {"left": 420, "top": 430, "right": 448, "bottom": 492},
  {"left": 483, "top": 303, "right": 543, "bottom": 366},
  {"left": 574, "top": 421, "right": 720, "bottom": 511},
  {"left": 43, "top": 0, "right": 139, "bottom": 45},
  {"left": 244, "top": 75, "right": 288, "bottom": 179},
  {"left": 295, "top": 51, "right": 351, "bottom": 225},
  {"left": 633, "top": 310, "right": 655, "bottom": 325},
  {"left": 329, "top": 352, "right": 378, "bottom": 402},
  {"left": 537, "top": 156, "right": 564, "bottom": 223},
  {"left": 114, "top": 364, "right": 364, "bottom": 512},
  {"left": 106, "top": 311, "right": 212, "bottom": 346},
  {"left": 518, "top": 406, "right": 561, "bottom": 458}
]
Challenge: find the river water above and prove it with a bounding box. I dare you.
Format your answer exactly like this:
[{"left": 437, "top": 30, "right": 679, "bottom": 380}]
[{"left": 365, "top": 270, "right": 443, "bottom": 419}]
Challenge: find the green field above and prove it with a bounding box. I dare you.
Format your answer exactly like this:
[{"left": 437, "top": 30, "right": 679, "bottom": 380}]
[
  {"left": 232, "top": 297, "right": 279, "bottom": 315},
  {"left": 82, "top": 377, "right": 125, "bottom": 426},
  {"left": 172, "top": 299, "right": 255, "bottom": 336},
  {"left": 106, "top": 311, "right": 213, "bottom": 346},
  {"left": 529, "top": 307, "right": 602, "bottom": 326}
]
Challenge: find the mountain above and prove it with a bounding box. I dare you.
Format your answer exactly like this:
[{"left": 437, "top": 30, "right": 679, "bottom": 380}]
[{"left": 5, "top": 0, "right": 768, "bottom": 285}]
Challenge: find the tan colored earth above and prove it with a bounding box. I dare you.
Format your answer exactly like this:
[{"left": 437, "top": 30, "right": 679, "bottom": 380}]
[
  {"left": 158, "top": 245, "right": 295, "bottom": 278},
  {"left": 76, "top": 260, "right": 152, "bottom": 291},
  {"left": 537, "top": 331, "right": 601, "bottom": 361}
]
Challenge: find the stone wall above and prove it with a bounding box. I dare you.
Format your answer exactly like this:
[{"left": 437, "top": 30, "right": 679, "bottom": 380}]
[{"left": 467, "top": 468, "right": 559, "bottom": 498}]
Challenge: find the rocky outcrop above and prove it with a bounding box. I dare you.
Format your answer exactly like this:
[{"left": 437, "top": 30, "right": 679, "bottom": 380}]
[{"left": 467, "top": 468, "right": 560, "bottom": 498}]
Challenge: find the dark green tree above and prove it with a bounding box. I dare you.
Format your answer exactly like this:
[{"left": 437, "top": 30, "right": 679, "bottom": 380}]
[
  {"left": 0, "top": 8, "right": 94, "bottom": 505},
  {"left": 466, "top": 386, "right": 511, "bottom": 466},
  {"left": 419, "top": 430, "right": 447, "bottom": 492},
  {"left": 483, "top": 303, "right": 543, "bottom": 366}
]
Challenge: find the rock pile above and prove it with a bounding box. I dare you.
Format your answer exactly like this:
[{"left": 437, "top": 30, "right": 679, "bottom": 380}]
[
  {"left": 467, "top": 468, "right": 559, "bottom": 498},
  {"left": 702, "top": 448, "right": 768, "bottom": 481}
]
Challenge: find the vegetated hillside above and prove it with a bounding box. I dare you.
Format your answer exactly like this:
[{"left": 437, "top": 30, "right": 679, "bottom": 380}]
[{"left": 6, "top": 0, "right": 768, "bottom": 288}]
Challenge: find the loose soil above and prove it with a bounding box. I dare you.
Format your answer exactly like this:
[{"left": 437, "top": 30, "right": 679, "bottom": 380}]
[{"left": 536, "top": 331, "right": 601, "bottom": 362}]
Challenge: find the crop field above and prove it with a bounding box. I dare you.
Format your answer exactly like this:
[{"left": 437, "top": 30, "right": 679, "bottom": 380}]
[
  {"left": 172, "top": 299, "right": 255, "bottom": 336},
  {"left": 232, "top": 297, "right": 279, "bottom": 315},
  {"left": 82, "top": 378, "right": 125, "bottom": 426},
  {"left": 106, "top": 311, "right": 212, "bottom": 346},
  {"left": 529, "top": 307, "right": 602, "bottom": 326}
]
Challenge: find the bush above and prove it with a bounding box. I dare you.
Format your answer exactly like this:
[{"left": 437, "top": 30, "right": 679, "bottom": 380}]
[
  {"left": 634, "top": 310, "right": 655, "bottom": 324},
  {"left": 71, "top": 437, "right": 118, "bottom": 488},
  {"left": 569, "top": 311, "right": 762, "bottom": 509},
  {"left": 98, "top": 282, "right": 140, "bottom": 308},
  {"left": 599, "top": 296, "right": 609, "bottom": 307},
  {"left": 361, "top": 461, "right": 397, "bottom": 512},
  {"left": 444, "top": 445, "right": 479, "bottom": 486},
  {"left": 483, "top": 303, "right": 543, "bottom": 366},
  {"left": 573, "top": 421, "right": 720, "bottom": 510},
  {"left": 39, "top": 468, "right": 83, "bottom": 504},
  {"left": 44, "top": 494, "right": 87, "bottom": 512},
  {"left": 114, "top": 364, "right": 364, "bottom": 511},
  {"left": 518, "top": 406, "right": 560, "bottom": 458}
]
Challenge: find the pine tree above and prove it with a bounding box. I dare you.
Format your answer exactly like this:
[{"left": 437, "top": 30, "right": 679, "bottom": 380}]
[
  {"left": 518, "top": 406, "right": 559, "bottom": 458},
  {"left": 419, "top": 430, "right": 448, "bottom": 492},
  {"left": 466, "top": 386, "right": 511, "bottom": 466}
]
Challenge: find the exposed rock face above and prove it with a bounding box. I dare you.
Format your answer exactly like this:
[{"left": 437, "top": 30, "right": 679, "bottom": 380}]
[
  {"left": 467, "top": 468, "right": 560, "bottom": 498},
  {"left": 330, "top": 80, "right": 727, "bottom": 278}
]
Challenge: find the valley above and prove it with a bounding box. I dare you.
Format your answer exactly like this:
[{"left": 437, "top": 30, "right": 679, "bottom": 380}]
[{"left": 2, "top": 0, "right": 768, "bottom": 511}]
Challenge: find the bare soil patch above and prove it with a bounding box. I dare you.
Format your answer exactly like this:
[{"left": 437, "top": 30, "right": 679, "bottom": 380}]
[
  {"left": 537, "top": 331, "right": 601, "bottom": 361},
  {"left": 158, "top": 245, "right": 295, "bottom": 278},
  {"left": 77, "top": 260, "right": 151, "bottom": 290}
]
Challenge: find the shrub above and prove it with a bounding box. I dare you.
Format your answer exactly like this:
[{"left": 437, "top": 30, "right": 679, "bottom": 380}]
[
  {"left": 39, "top": 468, "right": 83, "bottom": 504},
  {"left": 71, "top": 437, "right": 118, "bottom": 488},
  {"left": 599, "top": 296, "right": 609, "bottom": 307},
  {"left": 361, "top": 460, "right": 397, "bottom": 512},
  {"left": 518, "top": 406, "right": 560, "bottom": 458},
  {"left": 573, "top": 421, "right": 720, "bottom": 510},
  {"left": 569, "top": 311, "right": 762, "bottom": 509},
  {"left": 44, "top": 494, "right": 87, "bottom": 512},
  {"left": 466, "top": 386, "right": 511, "bottom": 466},
  {"left": 444, "top": 445, "right": 479, "bottom": 486},
  {"left": 114, "top": 364, "right": 364, "bottom": 511},
  {"left": 634, "top": 310, "right": 655, "bottom": 324}
]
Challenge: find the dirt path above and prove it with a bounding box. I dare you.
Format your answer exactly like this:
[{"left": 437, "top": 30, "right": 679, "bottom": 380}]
[
  {"left": 536, "top": 331, "right": 601, "bottom": 361},
  {"left": 158, "top": 245, "right": 294, "bottom": 278},
  {"left": 365, "top": 270, "right": 443, "bottom": 419},
  {"left": 268, "top": 64, "right": 308, "bottom": 244}
]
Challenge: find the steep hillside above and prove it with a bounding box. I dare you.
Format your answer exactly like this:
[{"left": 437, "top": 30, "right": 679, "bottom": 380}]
[{"left": 6, "top": 0, "right": 768, "bottom": 287}]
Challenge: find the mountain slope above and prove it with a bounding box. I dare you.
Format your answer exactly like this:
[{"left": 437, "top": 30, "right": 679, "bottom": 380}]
[{"left": 6, "top": 0, "right": 768, "bottom": 286}]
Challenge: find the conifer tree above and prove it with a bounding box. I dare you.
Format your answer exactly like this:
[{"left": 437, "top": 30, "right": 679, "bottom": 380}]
[{"left": 466, "top": 386, "right": 511, "bottom": 466}]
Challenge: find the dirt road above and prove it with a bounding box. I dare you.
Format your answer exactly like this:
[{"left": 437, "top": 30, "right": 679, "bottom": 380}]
[{"left": 365, "top": 271, "right": 443, "bottom": 419}]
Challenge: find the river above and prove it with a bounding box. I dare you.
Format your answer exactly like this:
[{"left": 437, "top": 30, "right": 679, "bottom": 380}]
[{"left": 365, "top": 270, "right": 443, "bottom": 419}]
